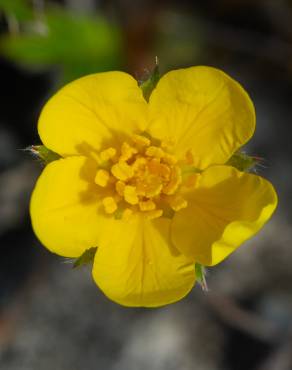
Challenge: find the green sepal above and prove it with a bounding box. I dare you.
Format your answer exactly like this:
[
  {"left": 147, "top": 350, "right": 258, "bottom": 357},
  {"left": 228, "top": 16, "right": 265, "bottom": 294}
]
[
  {"left": 139, "top": 59, "right": 160, "bottom": 102},
  {"left": 73, "top": 247, "right": 97, "bottom": 268},
  {"left": 195, "top": 263, "right": 208, "bottom": 291},
  {"left": 29, "top": 145, "right": 61, "bottom": 164},
  {"left": 227, "top": 151, "right": 260, "bottom": 172}
]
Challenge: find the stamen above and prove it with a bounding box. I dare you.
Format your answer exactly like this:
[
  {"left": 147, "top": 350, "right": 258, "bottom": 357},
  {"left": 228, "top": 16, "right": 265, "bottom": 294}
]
[
  {"left": 144, "top": 209, "right": 163, "bottom": 220},
  {"left": 132, "top": 134, "right": 150, "bottom": 147},
  {"left": 124, "top": 185, "right": 139, "bottom": 205},
  {"left": 111, "top": 161, "right": 134, "bottom": 181},
  {"left": 132, "top": 157, "right": 147, "bottom": 172},
  {"left": 162, "top": 166, "right": 182, "bottom": 195},
  {"left": 102, "top": 197, "right": 118, "bottom": 214},
  {"left": 139, "top": 200, "right": 156, "bottom": 211},
  {"left": 159, "top": 163, "right": 171, "bottom": 179},
  {"left": 115, "top": 180, "right": 126, "bottom": 196},
  {"left": 100, "top": 147, "right": 116, "bottom": 162},
  {"left": 147, "top": 158, "right": 161, "bottom": 175},
  {"left": 95, "top": 169, "right": 110, "bottom": 187},
  {"left": 122, "top": 208, "right": 133, "bottom": 220},
  {"left": 169, "top": 196, "right": 188, "bottom": 211},
  {"left": 97, "top": 137, "right": 192, "bottom": 220},
  {"left": 147, "top": 159, "right": 171, "bottom": 180},
  {"left": 136, "top": 181, "right": 146, "bottom": 196},
  {"left": 120, "top": 142, "right": 137, "bottom": 162},
  {"left": 145, "top": 182, "right": 163, "bottom": 198},
  {"left": 94, "top": 169, "right": 110, "bottom": 188},
  {"left": 162, "top": 153, "right": 177, "bottom": 165},
  {"left": 146, "top": 146, "right": 164, "bottom": 158}
]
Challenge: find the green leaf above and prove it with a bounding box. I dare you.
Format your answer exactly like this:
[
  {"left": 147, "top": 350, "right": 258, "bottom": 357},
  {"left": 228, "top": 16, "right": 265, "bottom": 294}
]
[
  {"left": 0, "top": 7, "right": 123, "bottom": 83},
  {"left": 227, "top": 151, "right": 260, "bottom": 172},
  {"left": 139, "top": 60, "right": 160, "bottom": 101},
  {"left": 73, "top": 247, "right": 97, "bottom": 268},
  {"left": 29, "top": 145, "right": 61, "bottom": 164},
  {"left": 195, "top": 263, "right": 208, "bottom": 291},
  {"left": 0, "top": 0, "right": 33, "bottom": 21}
]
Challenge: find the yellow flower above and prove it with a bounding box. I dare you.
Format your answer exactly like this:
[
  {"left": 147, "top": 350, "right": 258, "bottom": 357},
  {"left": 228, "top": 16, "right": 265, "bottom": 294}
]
[{"left": 30, "top": 66, "right": 277, "bottom": 307}]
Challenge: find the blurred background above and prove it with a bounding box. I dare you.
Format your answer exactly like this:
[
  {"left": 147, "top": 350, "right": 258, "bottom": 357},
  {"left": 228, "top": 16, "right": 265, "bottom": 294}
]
[{"left": 0, "top": 1, "right": 291, "bottom": 369}]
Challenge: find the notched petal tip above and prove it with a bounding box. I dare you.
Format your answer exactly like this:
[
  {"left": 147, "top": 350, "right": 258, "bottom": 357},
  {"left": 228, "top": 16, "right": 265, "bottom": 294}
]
[
  {"left": 171, "top": 165, "right": 277, "bottom": 266},
  {"left": 148, "top": 66, "right": 256, "bottom": 168},
  {"left": 37, "top": 71, "right": 148, "bottom": 157},
  {"left": 91, "top": 217, "right": 196, "bottom": 307},
  {"left": 30, "top": 156, "right": 108, "bottom": 258}
]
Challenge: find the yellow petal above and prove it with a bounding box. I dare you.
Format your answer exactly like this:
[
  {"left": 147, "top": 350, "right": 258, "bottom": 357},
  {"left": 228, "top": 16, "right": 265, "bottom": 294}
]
[
  {"left": 30, "top": 156, "right": 109, "bottom": 257},
  {"left": 171, "top": 165, "right": 277, "bottom": 266},
  {"left": 92, "top": 217, "right": 195, "bottom": 307},
  {"left": 38, "top": 72, "right": 148, "bottom": 157},
  {"left": 148, "top": 66, "right": 255, "bottom": 169}
]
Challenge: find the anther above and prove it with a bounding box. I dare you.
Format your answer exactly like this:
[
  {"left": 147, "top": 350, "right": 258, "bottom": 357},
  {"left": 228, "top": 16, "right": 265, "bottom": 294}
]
[
  {"left": 162, "top": 166, "right": 182, "bottom": 195},
  {"left": 100, "top": 147, "right": 117, "bottom": 162},
  {"left": 132, "top": 157, "right": 147, "bottom": 172},
  {"left": 136, "top": 181, "right": 146, "bottom": 196},
  {"left": 147, "top": 158, "right": 161, "bottom": 175},
  {"left": 169, "top": 196, "right": 188, "bottom": 211},
  {"left": 124, "top": 185, "right": 139, "bottom": 205},
  {"left": 122, "top": 208, "right": 133, "bottom": 220},
  {"left": 111, "top": 161, "right": 134, "bottom": 181},
  {"left": 115, "top": 180, "right": 126, "bottom": 196},
  {"left": 159, "top": 164, "right": 171, "bottom": 179},
  {"left": 95, "top": 169, "right": 110, "bottom": 187},
  {"left": 102, "top": 197, "right": 118, "bottom": 214},
  {"left": 131, "top": 134, "right": 151, "bottom": 147},
  {"left": 162, "top": 153, "right": 177, "bottom": 165},
  {"left": 144, "top": 209, "right": 163, "bottom": 220},
  {"left": 145, "top": 182, "right": 163, "bottom": 198},
  {"left": 139, "top": 200, "right": 156, "bottom": 211},
  {"left": 146, "top": 146, "right": 164, "bottom": 158},
  {"left": 120, "top": 142, "right": 137, "bottom": 162}
]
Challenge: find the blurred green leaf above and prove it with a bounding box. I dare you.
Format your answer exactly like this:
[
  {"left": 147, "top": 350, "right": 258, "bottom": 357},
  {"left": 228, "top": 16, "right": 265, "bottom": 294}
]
[
  {"left": 0, "top": 0, "right": 33, "bottom": 21},
  {"left": 0, "top": 7, "right": 123, "bottom": 83}
]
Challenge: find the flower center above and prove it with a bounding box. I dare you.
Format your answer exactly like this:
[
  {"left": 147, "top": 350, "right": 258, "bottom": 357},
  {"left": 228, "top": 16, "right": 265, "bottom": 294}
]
[{"left": 94, "top": 134, "right": 197, "bottom": 220}]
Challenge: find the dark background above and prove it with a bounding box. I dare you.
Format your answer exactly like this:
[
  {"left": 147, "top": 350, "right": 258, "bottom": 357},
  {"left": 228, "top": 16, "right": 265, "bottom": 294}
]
[{"left": 0, "top": 1, "right": 291, "bottom": 369}]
